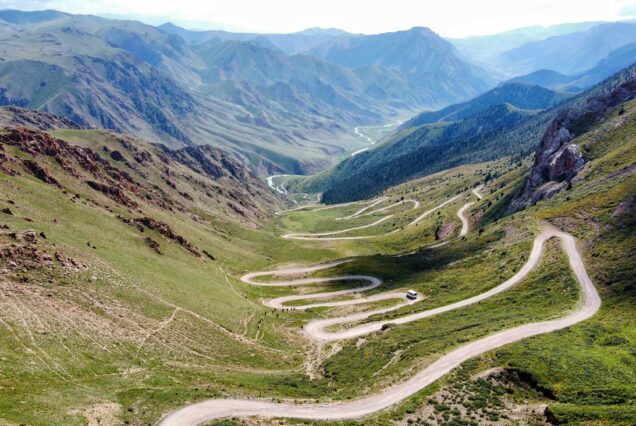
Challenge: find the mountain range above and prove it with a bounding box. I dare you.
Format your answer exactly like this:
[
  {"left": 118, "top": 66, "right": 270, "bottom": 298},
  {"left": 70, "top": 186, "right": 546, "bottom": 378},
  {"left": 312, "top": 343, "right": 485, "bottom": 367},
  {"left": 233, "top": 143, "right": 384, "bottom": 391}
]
[
  {"left": 0, "top": 10, "right": 633, "bottom": 179},
  {"left": 0, "top": 10, "right": 499, "bottom": 174}
]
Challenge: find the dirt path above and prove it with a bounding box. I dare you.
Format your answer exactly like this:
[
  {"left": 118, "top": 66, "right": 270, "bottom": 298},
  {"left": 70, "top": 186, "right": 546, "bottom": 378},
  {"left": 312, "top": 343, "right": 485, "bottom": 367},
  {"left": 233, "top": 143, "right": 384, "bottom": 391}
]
[
  {"left": 160, "top": 227, "right": 599, "bottom": 425},
  {"left": 283, "top": 195, "right": 459, "bottom": 241},
  {"left": 457, "top": 202, "right": 475, "bottom": 237},
  {"left": 472, "top": 185, "right": 485, "bottom": 200}
]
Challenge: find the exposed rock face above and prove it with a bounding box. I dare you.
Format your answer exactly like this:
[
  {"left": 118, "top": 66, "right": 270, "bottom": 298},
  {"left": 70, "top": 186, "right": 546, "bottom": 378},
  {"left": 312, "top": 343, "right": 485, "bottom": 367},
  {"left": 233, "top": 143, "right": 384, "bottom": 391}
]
[
  {"left": 0, "top": 106, "right": 82, "bottom": 130},
  {"left": 86, "top": 181, "right": 138, "bottom": 209},
  {"left": 548, "top": 144, "right": 584, "bottom": 182},
  {"left": 509, "top": 76, "right": 636, "bottom": 212},
  {"left": 164, "top": 145, "right": 237, "bottom": 180},
  {"left": 22, "top": 159, "right": 61, "bottom": 187},
  {"left": 118, "top": 215, "right": 200, "bottom": 257},
  {"left": 0, "top": 127, "right": 143, "bottom": 206},
  {"left": 435, "top": 222, "right": 456, "bottom": 241}
]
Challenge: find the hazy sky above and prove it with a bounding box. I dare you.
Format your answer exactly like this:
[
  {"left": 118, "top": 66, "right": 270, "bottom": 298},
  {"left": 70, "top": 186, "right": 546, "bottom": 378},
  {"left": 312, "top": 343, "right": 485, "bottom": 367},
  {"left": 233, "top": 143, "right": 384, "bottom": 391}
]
[{"left": 3, "top": 0, "right": 636, "bottom": 37}]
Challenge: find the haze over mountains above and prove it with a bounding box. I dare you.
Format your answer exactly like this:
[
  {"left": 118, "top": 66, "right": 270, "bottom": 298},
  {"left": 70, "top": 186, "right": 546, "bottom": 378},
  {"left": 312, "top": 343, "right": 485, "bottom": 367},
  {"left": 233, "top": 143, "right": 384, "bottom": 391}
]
[
  {"left": 0, "top": 9, "right": 634, "bottom": 179},
  {"left": 0, "top": 10, "right": 494, "bottom": 174}
]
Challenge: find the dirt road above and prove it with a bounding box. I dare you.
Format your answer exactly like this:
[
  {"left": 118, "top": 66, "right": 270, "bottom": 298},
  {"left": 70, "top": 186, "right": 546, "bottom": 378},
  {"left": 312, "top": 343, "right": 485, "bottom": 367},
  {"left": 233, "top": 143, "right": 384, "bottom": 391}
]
[{"left": 160, "top": 226, "right": 599, "bottom": 425}]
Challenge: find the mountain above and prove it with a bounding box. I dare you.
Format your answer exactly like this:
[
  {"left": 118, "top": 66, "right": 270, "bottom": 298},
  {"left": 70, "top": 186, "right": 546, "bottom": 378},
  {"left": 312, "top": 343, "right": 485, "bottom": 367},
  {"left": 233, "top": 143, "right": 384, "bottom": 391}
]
[
  {"left": 0, "top": 11, "right": 499, "bottom": 175},
  {"left": 305, "top": 103, "right": 542, "bottom": 203},
  {"left": 158, "top": 22, "right": 354, "bottom": 55},
  {"left": 295, "top": 27, "right": 350, "bottom": 37},
  {"left": 0, "top": 8, "right": 69, "bottom": 24},
  {"left": 167, "top": 24, "right": 497, "bottom": 109},
  {"left": 495, "top": 22, "right": 636, "bottom": 75},
  {"left": 312, "top": 27, "right": 496, "bottom": 107},
  {"left": 300, "top": 64, "right": 636, "bottom": 203},
  {"left": 564, "top": 42, "right": 636, "bottom": 90},
  {"left": 449, "top": 21, "right": 605, "bottom": 64},
  {"left": 505, "top": 70, "right": 577, "bottom": 91},
  {"left": 504, "top": 44, "right": 636, "bottom": 93},
  {"left": 402, "top": 82, "right": 568, "bottom": 127},
  {"left": 0, "top": 11, "right": 395, "bottom": 174}
]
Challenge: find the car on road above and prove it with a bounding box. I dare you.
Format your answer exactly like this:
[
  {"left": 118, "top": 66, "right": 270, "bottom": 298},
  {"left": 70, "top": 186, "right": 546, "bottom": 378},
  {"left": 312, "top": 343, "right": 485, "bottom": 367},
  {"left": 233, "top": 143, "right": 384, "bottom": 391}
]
[{"left": 406, "top": 290, "right": 417, "bottom": 300}]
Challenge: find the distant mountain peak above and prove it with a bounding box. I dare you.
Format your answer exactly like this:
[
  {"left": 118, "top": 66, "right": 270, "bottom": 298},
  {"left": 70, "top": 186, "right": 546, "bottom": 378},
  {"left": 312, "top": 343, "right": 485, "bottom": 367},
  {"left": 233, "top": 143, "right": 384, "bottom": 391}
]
[
  {"left": 405, "top": 26, "right": 436, "bottom": 35},
  {"left": 295, "top": 27, "right": 350, "bottom": 36},
  {"left": 158, "top": 22, "right": 182, "bottom": 31}
]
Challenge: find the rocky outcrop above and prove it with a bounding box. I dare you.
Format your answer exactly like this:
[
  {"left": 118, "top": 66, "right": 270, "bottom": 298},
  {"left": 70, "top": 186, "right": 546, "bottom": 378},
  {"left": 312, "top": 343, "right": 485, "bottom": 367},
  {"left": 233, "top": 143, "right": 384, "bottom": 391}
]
[
  {"left": 0, "top": 126, "right": 280, "bottom": 222},
  {"left": 0, "top": 227, "right": 86, "bottom": 274},
  {"left": 0, "top": 127, "right": 143, "bottom": 206},
  {"left": 86, "top": 181, "right": 138, "bottom": 209},
  {"left": 118, "top": 216, "right": 200, "bottom": 257},
  {"left": 509, "top": 75, "right": 636, "bottom": 212},
  {"left": 0, "top": 106, "right": 82, "bottom": 131},
  {"left": 145, "top": 237, "right": 161, "bottom": 254},
  {"left": 22, "top": 159, "right": 61, "bottom": 187},
  {"left": 165, "top": 145, "right": 233, "bottom": 180}
]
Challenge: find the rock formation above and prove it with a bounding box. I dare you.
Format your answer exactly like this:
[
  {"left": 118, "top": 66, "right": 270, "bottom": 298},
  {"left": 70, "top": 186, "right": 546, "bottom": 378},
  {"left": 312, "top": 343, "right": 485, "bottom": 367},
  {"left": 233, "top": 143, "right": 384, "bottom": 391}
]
[{"left": 509, "top": 75, "right": 636, "bottom": 212}]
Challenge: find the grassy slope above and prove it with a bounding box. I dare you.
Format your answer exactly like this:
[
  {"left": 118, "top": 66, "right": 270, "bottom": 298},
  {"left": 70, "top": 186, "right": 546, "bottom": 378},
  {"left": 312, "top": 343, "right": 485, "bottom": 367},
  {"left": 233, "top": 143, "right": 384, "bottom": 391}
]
[
  {"left": 487, "top": 99, "right": 636, "bottom": 424},
  {"left": 0, "top": 101, "right": 633, "bottom": 426}
]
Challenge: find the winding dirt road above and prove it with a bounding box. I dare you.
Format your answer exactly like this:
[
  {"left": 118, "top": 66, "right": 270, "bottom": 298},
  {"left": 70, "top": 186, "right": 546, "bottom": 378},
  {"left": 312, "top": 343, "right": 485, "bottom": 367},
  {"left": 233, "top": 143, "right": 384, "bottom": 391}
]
[
  {"left": 282, "top": 195, "right": 462, "bottom": 241},
  {"left": 472, "top": 184, "right": 484, "bottom": 200},
  {"left": 160, "top": 225, "right": 599, "bottom": 425},
  {"left": 161, "top": 187, "right": 600, "bottom": 425}
]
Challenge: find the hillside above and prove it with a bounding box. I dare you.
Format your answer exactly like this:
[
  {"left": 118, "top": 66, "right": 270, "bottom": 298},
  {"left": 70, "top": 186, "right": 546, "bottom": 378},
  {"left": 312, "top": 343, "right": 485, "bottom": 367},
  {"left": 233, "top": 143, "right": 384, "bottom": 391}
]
[
  {"left": 510, "top": 73, "right": 636, "bottom": 211},
  {"left": 402, "top": 82, "right": 568, "bottom": 127},
  {"left": 506, "top": 70, "right": 578, "bottom": 91},
  {"left": 1, "top": 88, "right": 632, "bottom": 425}
]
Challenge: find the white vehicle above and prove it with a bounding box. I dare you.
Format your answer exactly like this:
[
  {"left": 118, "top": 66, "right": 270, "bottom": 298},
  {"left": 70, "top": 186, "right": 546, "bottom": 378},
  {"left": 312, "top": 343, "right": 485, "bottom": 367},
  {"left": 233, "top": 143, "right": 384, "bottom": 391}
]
[{"left": 406, "top": 290, "right": 417, "bottom": 300}]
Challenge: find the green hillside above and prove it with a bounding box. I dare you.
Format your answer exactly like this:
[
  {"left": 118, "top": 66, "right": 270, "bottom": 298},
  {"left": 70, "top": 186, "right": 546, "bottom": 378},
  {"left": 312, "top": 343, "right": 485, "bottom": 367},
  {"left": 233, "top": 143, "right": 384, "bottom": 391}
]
[
  {"left": 0, "top": 9, "right": 635, "bottom": 426},
  {"left": 0, "top": 72, "right": 633, "bottom": 424}
]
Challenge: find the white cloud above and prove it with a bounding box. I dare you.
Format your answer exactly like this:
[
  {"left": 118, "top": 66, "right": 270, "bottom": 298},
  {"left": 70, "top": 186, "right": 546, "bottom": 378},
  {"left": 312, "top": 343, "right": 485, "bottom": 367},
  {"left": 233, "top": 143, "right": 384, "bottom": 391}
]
[{"left": 2, "top": 0, "right": 635, "bottom": 36}]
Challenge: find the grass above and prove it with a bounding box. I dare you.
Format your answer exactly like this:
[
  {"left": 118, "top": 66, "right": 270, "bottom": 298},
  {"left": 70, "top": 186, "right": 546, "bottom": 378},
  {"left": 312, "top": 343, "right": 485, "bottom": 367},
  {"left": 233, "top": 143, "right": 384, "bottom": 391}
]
[{"left": 0, "top": 100, "right": 634, "bottom": 424}]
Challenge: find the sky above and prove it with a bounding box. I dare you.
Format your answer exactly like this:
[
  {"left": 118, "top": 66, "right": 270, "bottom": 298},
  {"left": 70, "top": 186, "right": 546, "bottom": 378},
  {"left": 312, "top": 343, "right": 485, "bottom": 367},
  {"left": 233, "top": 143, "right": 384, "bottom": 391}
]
[{"left": 2, "top": 0, "right": 636, "bottom": 37}]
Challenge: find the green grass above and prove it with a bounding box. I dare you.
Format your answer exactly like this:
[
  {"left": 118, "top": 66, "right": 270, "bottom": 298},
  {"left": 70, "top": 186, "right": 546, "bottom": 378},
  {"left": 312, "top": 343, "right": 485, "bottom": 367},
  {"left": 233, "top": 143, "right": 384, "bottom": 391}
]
[{"left": 0, "top": 99, "right": 634, "bottom": 425}]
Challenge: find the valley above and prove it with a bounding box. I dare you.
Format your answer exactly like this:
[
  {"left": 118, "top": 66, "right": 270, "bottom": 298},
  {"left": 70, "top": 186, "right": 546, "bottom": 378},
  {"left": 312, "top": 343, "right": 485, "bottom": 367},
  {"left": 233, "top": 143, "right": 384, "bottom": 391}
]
[{"left": 0, "top": 6, "right": 634, "bottom": 426}]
